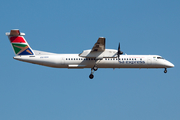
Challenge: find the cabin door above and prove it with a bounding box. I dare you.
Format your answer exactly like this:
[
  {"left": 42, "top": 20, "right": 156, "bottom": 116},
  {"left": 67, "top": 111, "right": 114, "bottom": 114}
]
[
  {"left": 147, "top": 57, "right": 152, "bottom": 65},
  {"left": 61, "top": 57, "right": 65, "bottom": 64}
]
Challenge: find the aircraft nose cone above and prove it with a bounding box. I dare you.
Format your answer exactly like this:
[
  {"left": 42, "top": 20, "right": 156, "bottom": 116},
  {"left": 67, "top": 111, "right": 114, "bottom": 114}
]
[
  {"left": 170, "top": 63, "right": 174, "bottom": 68},
  {"left": 166, "top": 61, "right": 174, "bottom": 68}
]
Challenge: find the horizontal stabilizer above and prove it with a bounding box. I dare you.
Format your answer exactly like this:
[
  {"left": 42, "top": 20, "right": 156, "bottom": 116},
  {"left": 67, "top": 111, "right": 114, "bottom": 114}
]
[{"left": 6, "top": 29, "right": 25, "bottom": 36}]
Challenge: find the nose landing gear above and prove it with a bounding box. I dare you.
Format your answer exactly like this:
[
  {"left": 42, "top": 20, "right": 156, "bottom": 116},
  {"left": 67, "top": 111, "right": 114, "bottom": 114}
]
[{"left": 164, "top": 68, "right": 167, "bottom": 73}]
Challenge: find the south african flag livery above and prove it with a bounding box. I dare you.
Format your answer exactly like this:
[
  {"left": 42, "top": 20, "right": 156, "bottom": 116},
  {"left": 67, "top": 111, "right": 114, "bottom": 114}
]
[{"left": 9, "top": 36, "right": 34, "bottom": 55}]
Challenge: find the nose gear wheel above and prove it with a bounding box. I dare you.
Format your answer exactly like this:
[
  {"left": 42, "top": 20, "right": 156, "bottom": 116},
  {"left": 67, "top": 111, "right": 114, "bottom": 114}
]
[{"left": 164, "top": 68, "right": 167, "bottom": 73}]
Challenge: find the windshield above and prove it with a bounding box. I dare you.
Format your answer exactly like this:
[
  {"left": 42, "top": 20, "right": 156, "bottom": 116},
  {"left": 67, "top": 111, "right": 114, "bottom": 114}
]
[{"left": 157, "top": 57, "right": 164, "bottom": 59}]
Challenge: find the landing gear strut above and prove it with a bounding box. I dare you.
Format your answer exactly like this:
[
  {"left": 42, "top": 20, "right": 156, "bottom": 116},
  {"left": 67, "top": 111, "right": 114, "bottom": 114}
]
[
  {"left": 89, "top": 65, "right": 98, "bottom": 79},
  {"left": 164, "top": 68, "right": 167, "bottom": 73},
  {"left": 93, "top": 65, "right": 98, "bottom": 71}
]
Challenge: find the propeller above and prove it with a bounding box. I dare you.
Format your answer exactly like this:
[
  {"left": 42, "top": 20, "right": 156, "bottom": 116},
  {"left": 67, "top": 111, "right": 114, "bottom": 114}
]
[{"left": 117, "top": 42, "right": 123, "bottom": 59}]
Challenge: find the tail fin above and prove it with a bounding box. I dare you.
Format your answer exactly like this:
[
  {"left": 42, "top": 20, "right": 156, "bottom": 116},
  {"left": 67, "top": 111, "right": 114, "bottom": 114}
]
[{"left": 6, "top": 29, "right": 34, "bottom": 56}]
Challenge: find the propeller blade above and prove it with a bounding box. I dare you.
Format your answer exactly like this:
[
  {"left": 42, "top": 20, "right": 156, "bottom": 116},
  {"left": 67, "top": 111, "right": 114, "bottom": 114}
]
[
  {"left": 117, "top": 42, "right": 123, "bottom": 59},
  {"left": 118, "top": 42, "right": 120, "bottom": 52}
]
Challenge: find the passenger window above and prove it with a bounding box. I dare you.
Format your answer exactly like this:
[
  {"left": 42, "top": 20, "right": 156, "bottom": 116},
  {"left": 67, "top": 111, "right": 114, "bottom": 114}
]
[
  {"left": 124, "top": 58, "right": 126, "bottom": 60},
  {"left": 71, "top": 58, "right": 73, "bottom": 60},
  {"left": 129, "top": 58, "right": 131, "bottom": 60}
]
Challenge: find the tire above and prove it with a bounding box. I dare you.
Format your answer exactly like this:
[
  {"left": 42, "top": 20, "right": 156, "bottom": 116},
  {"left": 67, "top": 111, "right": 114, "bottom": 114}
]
[
  {"left": 93, "top": 66, "right": 98, "bottom": 71},
  {"left": 89, "top": 74, "right": 94, "bottom": 79}
]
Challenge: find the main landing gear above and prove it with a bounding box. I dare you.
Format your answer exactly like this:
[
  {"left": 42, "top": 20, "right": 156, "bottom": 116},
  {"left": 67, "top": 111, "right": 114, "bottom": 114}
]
[
  {"left": 164, "top": 68, "right": 167, "bottom": 73},
  {"left": 89, "top": 65, "right": 98, "bottom": 79}
]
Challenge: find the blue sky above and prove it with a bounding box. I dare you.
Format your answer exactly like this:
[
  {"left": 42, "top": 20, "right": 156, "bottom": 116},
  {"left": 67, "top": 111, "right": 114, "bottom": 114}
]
[{"left": 0, "top": 0, "right": 179, "bottom": 120}]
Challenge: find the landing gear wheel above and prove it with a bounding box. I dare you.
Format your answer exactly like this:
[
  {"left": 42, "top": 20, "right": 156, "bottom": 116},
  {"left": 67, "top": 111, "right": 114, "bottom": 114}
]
[
  {"left": 164, "top": 68, "right": 167, "bottom": 73},
  {"left": 89, "top": 74, "right": 94, "bottom": 79},
  {"left": 93, "top": 66, "right": 98, "bottom": 71}
]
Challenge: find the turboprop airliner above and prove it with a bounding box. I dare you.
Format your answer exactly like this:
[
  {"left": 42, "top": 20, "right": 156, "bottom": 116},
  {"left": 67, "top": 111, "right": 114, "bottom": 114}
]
[{"left": 6, "top": 29, "right": 174, "bottom": 79}]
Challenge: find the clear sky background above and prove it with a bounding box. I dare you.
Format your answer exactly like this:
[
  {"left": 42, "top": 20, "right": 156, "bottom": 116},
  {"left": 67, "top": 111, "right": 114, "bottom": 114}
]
[{"left": 0, "top": 0, "right": 179, "bottom": 120}]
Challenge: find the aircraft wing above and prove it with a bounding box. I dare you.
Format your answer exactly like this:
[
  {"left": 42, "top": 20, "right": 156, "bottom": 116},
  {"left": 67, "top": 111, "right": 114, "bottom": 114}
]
[
  {"left": 79, "top": 37, "right": 108, "bottom": 58},
  {"left": 91, "top": 37, "right": 105, "bottom": 52}
]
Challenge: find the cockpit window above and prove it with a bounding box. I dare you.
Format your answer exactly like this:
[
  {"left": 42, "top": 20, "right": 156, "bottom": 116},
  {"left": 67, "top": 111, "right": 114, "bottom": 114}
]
[{"left": 157, "top": 57, "right": 164, "bottom": 59}]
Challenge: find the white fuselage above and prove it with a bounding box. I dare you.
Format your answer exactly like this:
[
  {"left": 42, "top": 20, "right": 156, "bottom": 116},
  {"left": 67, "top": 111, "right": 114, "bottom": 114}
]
[{"left": 13, "top": 54, "right": 174, "bottom": 69}]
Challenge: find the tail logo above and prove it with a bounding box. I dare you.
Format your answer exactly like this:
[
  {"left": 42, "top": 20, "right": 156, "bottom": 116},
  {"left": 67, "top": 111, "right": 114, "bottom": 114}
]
[
  {"left": 10, "top": 36, "right": 34, "bottom": 55},
  {"left": 12, "top": 44, "right": 33, "bottom": 55}
]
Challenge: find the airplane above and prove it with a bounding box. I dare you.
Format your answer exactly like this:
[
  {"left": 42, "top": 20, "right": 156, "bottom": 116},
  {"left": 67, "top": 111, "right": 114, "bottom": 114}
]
[{"left": 6, "top": 29, "right": 174, "bottom": 79}]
